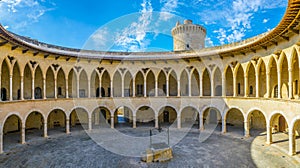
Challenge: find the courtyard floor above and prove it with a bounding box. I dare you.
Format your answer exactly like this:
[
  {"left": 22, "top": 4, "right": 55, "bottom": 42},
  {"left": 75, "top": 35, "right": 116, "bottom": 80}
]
[{"left": 0, "top": 124, "right": 299, "bottom": 168}]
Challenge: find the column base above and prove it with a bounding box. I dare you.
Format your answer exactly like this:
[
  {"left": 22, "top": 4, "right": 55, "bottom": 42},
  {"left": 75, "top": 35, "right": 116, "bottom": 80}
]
[
  {"left": 244, "top": 134, "right": 250, "bottom": 138},
  {"left": 289, "top": 151, "right": 296, "bottom": 156},
  {"left": 266, "top": 141, "right": 272, "bottom": 145}
]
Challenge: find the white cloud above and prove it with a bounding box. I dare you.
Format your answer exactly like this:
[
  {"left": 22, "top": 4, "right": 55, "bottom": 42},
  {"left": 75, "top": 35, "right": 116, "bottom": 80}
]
[
  {"left": 114, "top": 0, "right": 153, "bottom": 51},
  {"left": 91, "top": 27, "right": 110, "bottom": 48},
  {"left": 159, "top": 0, "right": 179, "bottom": 21},
  {"left": 205, "top": 37, "right": 214, "bottom": 47},
  {"left": 0, "top": 0, "right": 55, "bottom": 30},
  {"left": 263, "top": 18, "right": 269, "bottom": 23}
]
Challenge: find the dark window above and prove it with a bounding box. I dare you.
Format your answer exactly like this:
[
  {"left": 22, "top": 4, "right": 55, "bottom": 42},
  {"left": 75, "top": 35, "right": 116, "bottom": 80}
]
[
  {"left": 295, "top": 80, "right": 298, "bottom": 94},
  {"left": 58, "top": 87, "right": 62, "bottom": 96},
  {"left": 238, "top": 83, "right": 241, "bottom": 95},
  {"left": 274, "top": 85, "right": 278, "bottom": 98},
  {"left": 249, "top": 86, "right": 253, "bottom": 95}
]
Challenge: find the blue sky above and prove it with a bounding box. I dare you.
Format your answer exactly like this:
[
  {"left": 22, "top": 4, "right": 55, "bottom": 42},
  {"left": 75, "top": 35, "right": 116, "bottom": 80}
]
[{"left": 0, "top": 0, "right": 287, "bottom": 52}]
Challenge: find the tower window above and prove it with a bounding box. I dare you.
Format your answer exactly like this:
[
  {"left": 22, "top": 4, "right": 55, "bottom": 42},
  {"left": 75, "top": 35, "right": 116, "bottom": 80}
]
[{"left": 186, "top": 44, "right": 190, "bottom": 49}]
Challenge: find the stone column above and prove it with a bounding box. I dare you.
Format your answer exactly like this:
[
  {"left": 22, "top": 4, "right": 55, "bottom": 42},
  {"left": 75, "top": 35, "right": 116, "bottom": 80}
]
[
  {"left": 244, "top": 75, "right": 249, "bottom": 97},
  {"left": 199, "top": 114, "right": 204, "bottom": 131},
  {"left": 88, "top": 117, "right": 92, "bottom": 131},
  {"left": 266, "top": 71, "right": 270, "bottom": 98},
  {"left": 199, "top": 76, "right": 203, "bottom": 97},
  {"left": 155, "top": 114, "right": 158, "bottom": 128},
  {"left": 222, "top": 118, "right": 227, "bottom": 133},
  {"left": 244, "top": 121, "right": 250, "bottom": 137},
  {"left": 177, "top": 115, "right": 181, "bottom": 129},
  {"left": 188, "top": 75, "right": 192, "bottom": 97},
  {"left": 144, "top": 77, "right": 147, "bottom": 97},
  {"left": 20, "top": 75, "right": 24, "bottom": 100},
  {"left": 66, "top": 119, "right": 70, "bottom": 134},
  {"left": 65, "top": 77, "right": 69, "bottom": 98},
  {"left": 166, "top": 79, "right": 169, "bottom": 97},
  {"left": 266, "top": 122, "right": 272, "bottom": 145},
  {"left": 54, "top": 77, "right": 57, "bottom": 99},
  {"left": 278, "top": 70, "right": 282, "bottom": 98},
  {"left": 177, "top": 79, "right": 180, "bottom": 97},
  {"left": 121, "top": 76, "right": 124, "bottom": 97},
  {"left": 289, "top": 128, "right": 296, "bottom": 156},
  {"left": 133, "top": 115, "right": 136, "bottom": 128},
  {"left": 110, "top": 80, "right": 113, "bottom": 98},
  {"left": 98, "top": 78, "right": 102, "bottom": 98},
  {"left": 0, "top": 132, "right": 3, "bottom": 153},
  {"left": 222, "top": 74, "right": 226, "bottom": 97},
  {"left": 43, "top": 121, "right": 48, "bottom": 138},
  {"left": 155, "top": 79, "right": 158, "bottom": 97},
  {"left": 32, "top": 77, "right": 35, "bottom": 100},
  {"left": 256, "top": 71, "right": 260, "bottom": 98},
  {"left": 21, "top": 123, "right": 26, "bottom": 144},
  {"left": 132, "top": 80, "right": 136, "bottom": 97},
  {"left": 110, "top": 116, "right": 114, "bottom": 129},
  {"left": 288, "top": 68, "right": 294, "bottom": 99},
  {"left": 233, "top": 74, "right": 237, "bottom": 97},
  {"left": 88, "top": 79, "right": 91, "bottom": 98},
  {"left": 9, "top": 74, "right": 12, "bottom": 101},
  {"left": 77, "top": 78, "right": 80, "bottom": 98},
  {"left": 211, "top": 77, "right": 214, "bottom": 97},
  {"left": 43, "top": 77, "right": 46, "bottom": 99}
]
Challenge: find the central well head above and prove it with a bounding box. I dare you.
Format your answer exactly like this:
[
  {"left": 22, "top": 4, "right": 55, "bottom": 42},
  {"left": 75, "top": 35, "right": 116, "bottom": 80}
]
[{"left": 171, "top": 20, "right": 206, "bottom": 51}]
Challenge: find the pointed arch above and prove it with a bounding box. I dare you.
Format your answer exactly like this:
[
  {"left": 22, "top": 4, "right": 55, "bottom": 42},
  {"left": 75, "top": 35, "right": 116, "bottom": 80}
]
[
  {"left": 135, "top": 71, "right": 144, "bottom": 97},
  {"left": 191, "top": 69, "right": 200, "bottom": 96},
  {"left": 269, "top": 57, "right": 278, "bottom": 98},
  {"left": 35, "top": 66, "right": 43, "bottom": 99},
  {"left": 24, "top": 64, "right": 32, "bottom": 99},
  {"left": 101, "top": 70, "right": 111, "bottom": 97},
  {"left": 57, "top": 68, "right": 66, "bottom": 98},
  {"left": 169, "top": 70, "right": 178, "bottom": 96},
  {"left": 79, "top": 69, "right": 88, "bottom": 98},
  {"left": 46, "top": 67, "right": 55, "bottom": 98},
  {"left": 258, "top": 59, "right": 267, "bottom": 97},
  {"left": 146, "top": 70, "right": 155, "bottom": 96},
  {"left": 225, "top": 66, "right": 233, "bottom": 96},
  {"left": 90, "top": 70, "right": 99, "bottom": 98},
  {"left": 1, "top": 59, "right": 9, "bottom": 101},
  {"left": 158, "top": 70, "right": 166, "bottom": 96},
  {"left": 292, "top": 48, "right": 299, "bottom": 98},
  {"left": 12, "top": 61, "right": 21, "bottom": 100},
  {"left": 280, "top": 53, "right": 288, "bottom": 99},
  {"left": 124, "top": 71, "right": 133, "bottom": 97},
  {"left": 68, "top": 69, "right": 77, "bottom": 98},
  {"left": 247, "top": 63, "right": 255, "bottom": 97},
  {"left": 202, "top": 68, "right": 211, "bottom": 96},
  {"left": 113, "top": 70, "right": 122, "bottom": 97},
  {"left": 236, "top": 65, "right": 244, "bottom": 96},
  {"left": 180, "top": 69, "right": 189, "bottom": 96}
]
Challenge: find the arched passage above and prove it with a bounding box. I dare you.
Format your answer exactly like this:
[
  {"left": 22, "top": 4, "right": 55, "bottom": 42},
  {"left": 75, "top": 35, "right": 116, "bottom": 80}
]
[
  {"left": 270, "top": 113, "right": 288, "bottom": 144},
  {"left": 191, "top": 69, "right": 200, "bottom": 96},
  {"left": 124, "top": 71, "right": 133, "bottom": 97},
  {"left": 25, "top": 111, "right": 44, "bottom": 141},
  {"left": 158, "top": 106, "right": 177, "bottom": 126},
  {"left": 3, "top": 115, "right": 22, "bottom": 151},
  {"left": 247, "top": 110, "right": 266, "bottom": 136},
  {"left": 280, "top": 54, "right": 289, "bottom": 99},
  {"left": 1, "top": 60, "right": 9, "bottom": 101},
  {"left": 269, "top": 57, "right": 278, "bottom": 98},
  {"left": 90, "top": 70, "right": 99, "bottom": 98},
  {"left": 79, "top": 70, "right": 88, "bottom": 98},
  {"left": 135, "top": 71, "right": 144, "bottom": 97},
  {"left": 158, "top": 71, "right": 166, "bottom": 96},
  {"left": 169, "top": 70, "right": 177, "bottom": 96},
  {"left": 236, "top": 65, "right": 244, "bottom": 96},
  {"left": 47, "top": 109, "right": 66, "bottom": 135},
  {"left": 68, "top": 69, "right": 77, "bottom": 98},
  {"left": 181, "top": 106, "right": 198, "bottom": 128},
  {"left": 136, "top": 106, "right": 155, "bottom": 127},
  {"left": 101, "top": 70, "right": 111, "bottom": 97},
  {"left": 202, "top": 68, "right": 211, "bottom": 96},
  {"left": 214, "top": 68, "right": 222, "bottom": 96},
  {"left": 203, "top": 108, "right": 222, "bottom": 131},
  {"left": 46, "top": 67, "right": 55, "bottom": 98},
  {"left": 92, "top": 107, "right": 111, "bottom": 128},
  {"left": 291, "top": 120, "right": 300, "bottom": 155},
  {"left": 113, "top": 71, "right": 122, "bottom": 97},
  {"left": 292, "top": 50, "right": 299, "bottom": 99},
  {"left": 247, "top": 63, "right": 256, "bottom": 97},
  {"left": 57, "top": 68, "right": 66, "bottom": 98},
  {"left": 258, "top": 61, "right": 267, "bottom": 97},
  {"left": 35, "top": 66, "right": 43, "bottom": 99},
  {"left": 225, "top": 66, "right": 233, "bottom": 96},
  {"left": 70, "top": 108, "right": 89, "bottom": 131},
  {"left": 146, "top": 71, "right": 155, "bottom": 97},
  {"left": 180, "top": 70, "right": 189, "bottom": 96},
  {"left": 24, "top": 64, "right": 32, "bottom": 99},
  {"left": 114, "top": 106, "right": 133, "bottom": 127},
  {"left": 225, "top": 108, "right": 244, "bottom": 135},
  {"left": 12, "top": 62, "right": 21, "bottom": 100}
]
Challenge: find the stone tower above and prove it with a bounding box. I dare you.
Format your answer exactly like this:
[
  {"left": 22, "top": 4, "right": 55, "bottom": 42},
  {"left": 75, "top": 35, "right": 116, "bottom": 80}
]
[{"left": 171, "top": 20, "right": 206, "bottom": 51}]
